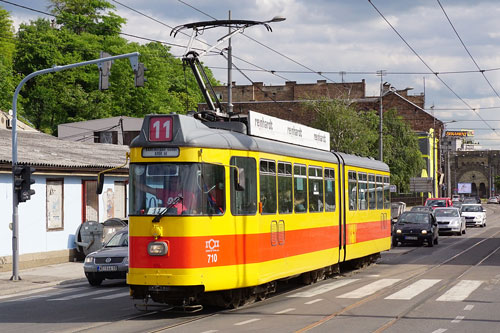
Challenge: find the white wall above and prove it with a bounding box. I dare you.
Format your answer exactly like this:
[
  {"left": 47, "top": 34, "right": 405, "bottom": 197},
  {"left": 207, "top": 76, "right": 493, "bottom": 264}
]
[{"left": 0, "top": 173, "right": 128, "bottom": 258}]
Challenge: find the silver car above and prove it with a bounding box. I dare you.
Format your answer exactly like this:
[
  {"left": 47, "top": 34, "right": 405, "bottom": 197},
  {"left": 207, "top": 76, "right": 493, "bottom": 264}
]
[
  {"left": 83, "top": 227, "right": 128, "bottom": 286},
  {"left": 434, "top": 207, "right": 466, "bottom": 236}
]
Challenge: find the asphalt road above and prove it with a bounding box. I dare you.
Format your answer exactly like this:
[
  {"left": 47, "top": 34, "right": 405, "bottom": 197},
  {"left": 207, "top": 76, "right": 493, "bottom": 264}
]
[{"left": 1, "top": 204, "right": 499, "bottom": 333}]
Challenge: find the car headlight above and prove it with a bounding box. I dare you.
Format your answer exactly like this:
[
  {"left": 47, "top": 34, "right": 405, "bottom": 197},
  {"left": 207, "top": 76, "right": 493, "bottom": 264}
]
[
  {"left": 123, "top": 256, "right": 129, "bottom": 265},
  {"left": 396, "top": 229, "right": 402, "bottom": 234},
  {"left": 421, "top": 230, "right": 428, "bottom": 235},
  {"left": 148, "top": 241, "right": 168, "bottom": 256},
  {"left": 84, "top": 256, "right": 94, "bottom": 263}
]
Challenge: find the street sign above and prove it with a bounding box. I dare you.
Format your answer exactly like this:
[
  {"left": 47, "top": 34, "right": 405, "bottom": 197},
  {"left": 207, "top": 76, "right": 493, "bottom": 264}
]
[
  {"left": 390, "top": 185, "right": 397, "bottom": 192},
  {"left": 410, "top": 177, "right": 433, "bottom": 192}
]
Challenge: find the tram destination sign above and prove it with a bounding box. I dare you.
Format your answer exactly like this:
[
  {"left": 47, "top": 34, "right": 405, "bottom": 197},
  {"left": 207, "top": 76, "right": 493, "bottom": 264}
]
[{"left": 247, "top": 111, "right": 330, "bottom": 151}]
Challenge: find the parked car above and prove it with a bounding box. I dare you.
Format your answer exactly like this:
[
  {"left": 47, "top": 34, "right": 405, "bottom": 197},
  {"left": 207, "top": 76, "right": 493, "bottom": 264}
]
[
  {"left": 83, "top": 227, "right": 128, "bottom": 286},
  {"left": 461, "top": 204, "right": 486, "bottom": 228},
  {"left": 392, "top": 211, "right": 439, "bottom": 247},
  {"left": 424, "top": 197, "right": 453, "bottom": 209},
  {"left": 487, "top": 196, "right": 499, "bottom": 204},
  {"left": 434, "top": 207, "right": 466, "bottom": 236}
]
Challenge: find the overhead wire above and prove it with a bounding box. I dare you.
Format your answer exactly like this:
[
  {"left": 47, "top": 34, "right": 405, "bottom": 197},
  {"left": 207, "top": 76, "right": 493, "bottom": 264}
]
[
  {"left": 368, "top": 0, "right": 499, "bottom": 137},
  {"left": 436, "top": 0, "right": 500, "bottom": 102}
]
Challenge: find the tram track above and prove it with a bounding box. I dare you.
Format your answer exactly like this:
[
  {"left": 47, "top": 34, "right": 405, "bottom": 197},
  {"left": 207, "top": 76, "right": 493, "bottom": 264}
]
[{"left": 296, "top": 226, "right": 500, "bottom": 332}]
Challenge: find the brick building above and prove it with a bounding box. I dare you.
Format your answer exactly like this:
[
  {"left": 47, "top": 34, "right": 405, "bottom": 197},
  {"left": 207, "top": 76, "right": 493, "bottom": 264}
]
[{"left": 201, "top": 80, "right": 444, "bottom": 196}]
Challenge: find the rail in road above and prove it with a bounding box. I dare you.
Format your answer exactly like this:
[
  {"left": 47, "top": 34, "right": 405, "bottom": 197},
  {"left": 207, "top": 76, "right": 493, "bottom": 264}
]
[{"left": 0, "top": 204, "right": 499, "bottom": 333}]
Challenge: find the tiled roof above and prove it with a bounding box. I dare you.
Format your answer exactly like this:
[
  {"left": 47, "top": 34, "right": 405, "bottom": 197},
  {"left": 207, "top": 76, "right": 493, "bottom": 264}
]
[{"left": 0, "top": 129, "right": 130, "bottom": 169}]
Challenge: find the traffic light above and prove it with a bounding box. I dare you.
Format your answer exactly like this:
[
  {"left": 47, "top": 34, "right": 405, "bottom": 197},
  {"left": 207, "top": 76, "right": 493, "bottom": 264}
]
[
  {"left": 14, "top": 165, "right": 35, "bottom": 203},
  {"left": 134, "top": 62, "right": 147, "bottom": 87},
  {"left": 99, "top": 51, "right": 113, "bottom": 90}
]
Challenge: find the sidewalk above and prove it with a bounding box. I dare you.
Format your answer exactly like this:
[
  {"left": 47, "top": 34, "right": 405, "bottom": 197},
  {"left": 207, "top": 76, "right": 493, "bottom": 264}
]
[{"left": 0, "top": 262, "right": 86, "bottom": 298}]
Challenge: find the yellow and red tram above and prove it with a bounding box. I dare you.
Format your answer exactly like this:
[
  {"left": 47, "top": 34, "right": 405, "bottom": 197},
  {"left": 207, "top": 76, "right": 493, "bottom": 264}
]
[{"left": 127, "top": 113, "right": 391, "bottom": 308}]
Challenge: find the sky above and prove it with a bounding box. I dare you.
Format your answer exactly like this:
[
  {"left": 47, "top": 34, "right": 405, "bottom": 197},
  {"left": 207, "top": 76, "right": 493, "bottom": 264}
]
[{"left": 2, "top": 0, "right": 500, "bottom": 148}]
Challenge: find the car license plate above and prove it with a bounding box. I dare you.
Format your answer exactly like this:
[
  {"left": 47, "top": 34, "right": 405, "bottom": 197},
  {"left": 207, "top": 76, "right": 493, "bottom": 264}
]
[
  {"left": 405, "top": 236, "right": 418, "bottom": 240},
  {"left": 97, "top": 265, "right": 117, "bottom": 272}
]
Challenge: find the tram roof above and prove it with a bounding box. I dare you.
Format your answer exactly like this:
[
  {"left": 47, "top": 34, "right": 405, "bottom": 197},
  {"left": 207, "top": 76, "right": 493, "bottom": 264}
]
[{"left": 131, "top": 114, "right": 389, "bottom": 173}]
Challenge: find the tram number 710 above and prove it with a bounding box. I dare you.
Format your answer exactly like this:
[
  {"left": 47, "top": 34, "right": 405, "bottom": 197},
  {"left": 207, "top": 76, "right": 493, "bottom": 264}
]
[
  {"left": 149, "top": 116, "right": 173, "bottom": 142},
  {"left": 207, "top": 254, "right": 218, "bottom": 263}
]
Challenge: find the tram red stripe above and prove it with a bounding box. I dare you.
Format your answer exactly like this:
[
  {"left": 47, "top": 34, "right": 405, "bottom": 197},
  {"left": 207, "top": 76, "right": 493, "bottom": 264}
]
[{"left": 130, "top": 221, "right": 389, "bottom": 269}]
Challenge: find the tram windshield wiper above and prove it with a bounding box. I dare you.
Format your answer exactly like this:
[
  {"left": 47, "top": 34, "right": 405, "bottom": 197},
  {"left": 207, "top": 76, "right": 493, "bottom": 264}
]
[{"left": 152, "top": 195, "right": 183, "bottom": 222}]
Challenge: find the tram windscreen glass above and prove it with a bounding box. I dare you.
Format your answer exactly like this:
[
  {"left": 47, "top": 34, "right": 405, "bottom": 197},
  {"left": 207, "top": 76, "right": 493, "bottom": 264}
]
[{"left": 130, "top": 163, "right": 225, "bottom": 216}]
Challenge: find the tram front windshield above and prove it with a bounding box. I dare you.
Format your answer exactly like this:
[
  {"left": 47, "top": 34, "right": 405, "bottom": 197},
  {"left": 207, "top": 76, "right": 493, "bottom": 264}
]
[{"left": 130, "top": 163, "right": 225, "bottom": 216}]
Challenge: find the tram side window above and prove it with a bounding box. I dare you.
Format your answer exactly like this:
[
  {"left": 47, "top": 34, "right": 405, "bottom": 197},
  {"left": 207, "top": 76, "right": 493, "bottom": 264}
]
[
  {"left": 368, "top": 174, "right": 376, "bottom": 210},
  {"left": 260, "top": 160, "right": 277, "bottom": 214},
  {"left": 376, "top": 175, "right": 383, "bottom": 209},
  {"left": 278, "top": 162, "right": 293, "bottom": 214},
  {"left": 384, "top": 176, "right": 391, "bottom": 209},
  {"left": 230, "top": 157, "right": 257, "bottom": 215},
  {"left": 309, "top": 166, "right": 323, "bottom": 212},
  {"left": 358, "top": 172, "right": 367, "bottom": 210},
  {"left": 348, "top": 171, "right": 357, "bottom": 211},
  {"left": 325, "top": 168, "right": 336, "bottom": 212},
  {"left": 294, "top": 164, "right": 307, "bottom": 213}
]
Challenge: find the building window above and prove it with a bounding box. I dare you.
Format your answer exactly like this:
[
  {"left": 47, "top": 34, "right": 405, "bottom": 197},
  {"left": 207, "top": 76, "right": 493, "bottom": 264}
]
[{"left": 47, "top": 179, "right": 64, "bottom": 231}]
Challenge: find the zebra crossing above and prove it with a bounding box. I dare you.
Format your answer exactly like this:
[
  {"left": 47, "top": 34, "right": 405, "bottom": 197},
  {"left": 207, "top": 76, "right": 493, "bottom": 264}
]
[
  {"left": 288, "top": 277, "right": 484, "bottom": 302},
  {"left": 1, "top": 286, "right": 130, "bottom": 303}
]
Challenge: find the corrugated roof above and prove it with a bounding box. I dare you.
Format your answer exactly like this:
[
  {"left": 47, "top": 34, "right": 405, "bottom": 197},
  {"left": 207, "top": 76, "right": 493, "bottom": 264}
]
[{"left": 0, "top": 129, "right": 130, "bottom": 169}]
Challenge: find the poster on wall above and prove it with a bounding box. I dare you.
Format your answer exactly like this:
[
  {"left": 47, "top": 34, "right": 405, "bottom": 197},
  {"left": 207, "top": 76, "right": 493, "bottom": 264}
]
[
  {"left": 47, "top": 179, "right": 63, "bottom": 230},
  {"left": 457, "top": 183, "right": 472, "bottom": 194}
]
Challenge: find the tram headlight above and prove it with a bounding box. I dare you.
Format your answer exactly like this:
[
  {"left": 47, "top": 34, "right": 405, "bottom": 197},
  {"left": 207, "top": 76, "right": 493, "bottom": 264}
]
[{"left": 148, "top": 241, "right": 168, "bottom": 256}]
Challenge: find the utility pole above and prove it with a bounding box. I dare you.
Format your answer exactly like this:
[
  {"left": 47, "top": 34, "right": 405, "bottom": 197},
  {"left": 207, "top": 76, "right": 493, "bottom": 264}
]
[
  {"left": 227, "top": 10, "right": 233, "bottom": 114},
  {"left": 377, "top": 70, "right": 386, "bottom": 161}
]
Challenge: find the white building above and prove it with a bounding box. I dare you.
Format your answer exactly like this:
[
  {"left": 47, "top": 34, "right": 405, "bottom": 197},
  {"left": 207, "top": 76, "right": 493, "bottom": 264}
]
[{"left": 0, "top": 127, "right": 129, "bottom": 271}]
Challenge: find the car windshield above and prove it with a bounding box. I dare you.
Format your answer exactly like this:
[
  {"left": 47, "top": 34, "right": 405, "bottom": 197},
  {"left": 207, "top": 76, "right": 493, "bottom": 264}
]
[
  {"left": 398, "top": 213, "right": 430, "bottom": 224},
  {"left": 130, "top": 163, "right": 225, "bottom": 216},
  {"left": 105, "top": 231, "right": 128, "bottom": 247},
  {"left": 435, "top": 209, "right": 459, "bottom": 217},
  {"left": 462, "top": 205, "right": 482, "bottom": 212},
  {"left": 425, "top": 200, "right": 446, "bottom": 207}
]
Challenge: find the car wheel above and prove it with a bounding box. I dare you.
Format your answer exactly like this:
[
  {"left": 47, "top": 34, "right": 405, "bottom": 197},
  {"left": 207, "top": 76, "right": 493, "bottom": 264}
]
[
  {"left": 87, "top": 277, "right": 103, "bottom": 286},
  {"left": 462, "top": 228, "right": 466, "bottom": 234}
]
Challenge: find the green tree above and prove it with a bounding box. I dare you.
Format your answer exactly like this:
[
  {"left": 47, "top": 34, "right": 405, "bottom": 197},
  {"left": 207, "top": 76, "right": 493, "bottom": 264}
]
[
  {"left": 0, "top": 6, "right": 15, "bottom": 110},
  {"left": 50, "top": 0, "right": 125, "bottom": 35},
  {"left": 304, "top": 98, "right": 424, "bottom": 192},
  {"left": 305, "top": 98, "right": 378, "bottom": 156},
  {"left": 367, "top": 108, "right": 424, "bottom": 192},
  {"left": 13, "top": 0, "right": 217, "bottom": 134}
]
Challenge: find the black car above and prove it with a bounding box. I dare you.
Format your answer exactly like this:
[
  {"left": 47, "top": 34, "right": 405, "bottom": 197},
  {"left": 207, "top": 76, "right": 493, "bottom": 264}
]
[{"left": 392, "top": 211, "right": 439, "bottom": 247}]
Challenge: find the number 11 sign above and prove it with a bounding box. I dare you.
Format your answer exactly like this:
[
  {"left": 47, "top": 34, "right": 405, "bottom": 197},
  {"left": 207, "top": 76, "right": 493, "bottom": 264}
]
[{"left": 149, "top": 116, "right": 173, "bottom": 142}]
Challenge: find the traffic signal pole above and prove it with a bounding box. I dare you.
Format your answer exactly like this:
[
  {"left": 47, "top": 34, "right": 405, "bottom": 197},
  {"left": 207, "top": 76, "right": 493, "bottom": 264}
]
[{"left": 10, "top": 52, "right": 140, "bottom": 281}]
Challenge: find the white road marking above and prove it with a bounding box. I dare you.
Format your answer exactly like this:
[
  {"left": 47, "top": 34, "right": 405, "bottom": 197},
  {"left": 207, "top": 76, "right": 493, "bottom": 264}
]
[
  {"left": 385, "top": 279, "right": 441, "bottom": 300},
  {"left": 337, "top": 279, "right": 401, "bottom": 299},
  {"left": 464, "top": 305, "right": 474, "bottom": 311},
  {"left": 275, "top": 308, "right": 295, "bottom": 314},
  {"left": 288, "top": 279, "right": 359, "bottom": 298},
  {"left": 436, "top": 280, "right": 483, "bottom": 302},
  {"left": 201, "top": 330, "right": 218, "bottom": 333},
  {"left": 234, "top": 318, "right": 260, "bottom": 326},
  {"left": 305, "top": 299, "right": 323, "bottom": 305},
  {"left": 48, "top": 289, "right": 113, "bottom": 301},
  {"left": 431, "top": 329, "right": 447, "bottom": 333},
  {"left": 451, "top": 315, "right": 465, "bottom": 323},
  {"left": 93, "top": 291, "right": 130, "bottom": 300}
]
